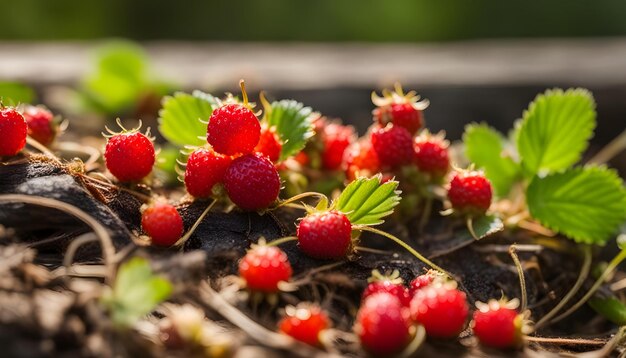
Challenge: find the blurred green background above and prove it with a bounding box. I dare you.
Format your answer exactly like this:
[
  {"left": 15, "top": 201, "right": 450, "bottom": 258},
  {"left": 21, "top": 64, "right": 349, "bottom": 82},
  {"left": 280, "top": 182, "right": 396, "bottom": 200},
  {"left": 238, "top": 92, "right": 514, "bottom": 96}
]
[{"left": 3, "top": 0, "right": 626, "bottom": 41}]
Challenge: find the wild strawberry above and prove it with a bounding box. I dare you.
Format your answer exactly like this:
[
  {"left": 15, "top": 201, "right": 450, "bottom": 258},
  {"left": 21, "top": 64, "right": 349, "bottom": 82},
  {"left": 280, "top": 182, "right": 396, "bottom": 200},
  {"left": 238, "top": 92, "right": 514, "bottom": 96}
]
[
  {"left": 278, "top": 303, "right": 330, "bottom": 346},
  {"left": 344, "top": 139, "right": 380, "bottom": 180},
  {"left": 408, "top": 273, "right": 434, "bottom": 296},
  {"left": 223, "top": 153, "right": 281, "bottom": 210},
  {"left": 22, "top": 105, "right": 57, "bottom": 146},
  {"left": 321, "top": 122, "right": 355, "bottom": 170},
  {"left": 447, "top": 170, "right": 493, "bottom": 216},
  {"left": 413, "top": 132, "right": 450, "bottom": 178},
  {"left": 410, "top": 282, "right": 468, "bottom": 338},
  {"left": 362, "top": 270, "right": 411, "bottom": 307},
  {"left": 0, "top": 106, "right": 27, "bottom": 156},
  {"left": 254, "top": 125, "right": 282, "bottom": 162},
  {"left": 238, "top": 244, "right": 292, "bottom": 293},
  {"left": 472, "top": 299, "right": 524, "bottom": 349},
  {"left": 296, "top": 210, "right": 352, "bottom": 260},
  {"left": 104, "top": 123, "right": 155, "bottom": 182},
  {"left": 184, "top": 147, "right": 232, "bottom": 198},
  {"left": 370, "top": 124, "right": 414, "bottom": 169},
  {"left": 372, "top": 84, "right": 428, "bottom": 135},
  {"left": 141, "top": 201, "right": 184, "bottom": 246},
  {"left": 355, "top": 292, "right": 412, "bottom": 356}
]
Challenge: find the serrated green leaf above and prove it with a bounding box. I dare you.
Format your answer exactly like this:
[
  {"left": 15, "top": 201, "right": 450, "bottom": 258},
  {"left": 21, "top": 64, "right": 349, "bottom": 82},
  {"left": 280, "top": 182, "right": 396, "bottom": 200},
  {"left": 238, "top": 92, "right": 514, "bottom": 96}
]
[
  {"left": 334, "top": 177, "right": 401, "bottom": 226},
  {"left": 527, "top": 166, "right": 626, "bottom": 245},
  {"left": 517, "top": 88, "right": 596, "bottom": 176},
  {"left": 264, "top": 100, "right": 315, "bottom": 161},
  {"left": 0, "top": 82, "right": 35, "bottom": 105},
  {"left": 158, "top": 91, "right": 214, "bottom": 147},
  {"left": 589, "top": 296, "right": 626, "bottom": 325},
  {"left": 105, "top": 257, "right": 172, "bottom": 327},
  {"left": 472, "top": 215, "right": 504, "bottom": 239},
  {"left": 463, "top": 123, "right": 521, "bottom": 197}
]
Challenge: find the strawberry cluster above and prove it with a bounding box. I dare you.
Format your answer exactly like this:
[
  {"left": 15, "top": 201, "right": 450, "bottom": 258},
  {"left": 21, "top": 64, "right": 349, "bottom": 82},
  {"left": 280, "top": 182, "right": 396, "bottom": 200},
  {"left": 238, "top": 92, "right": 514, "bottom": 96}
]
[{"left": 0, "top": 104, "right": 60, "bottom": 157}]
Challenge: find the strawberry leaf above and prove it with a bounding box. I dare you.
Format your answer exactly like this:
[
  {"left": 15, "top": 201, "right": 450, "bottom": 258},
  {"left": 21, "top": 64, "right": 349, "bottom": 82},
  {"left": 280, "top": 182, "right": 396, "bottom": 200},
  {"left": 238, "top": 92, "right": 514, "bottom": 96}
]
[
  {"left": 264, "top": 100, "right": 315, "bottom": 161},
  {"left": 516, "top": 88, "right": 596, "bottom": 176},
  {"left": 463, "top": 123, "right": 521, "bottom": 197},
  {"left": 158, "top": 91, "right": 216, "bottom": 147},
  {"left": 0, "top": 82, "right": 35, "bottom": 106},
  {"left": 102, "top": 257, "right": 172, "bottom": 327},
  {"left": 527, "top": 166, "right": 626, "bottom": 245},
  {"left": 472, "top": 214, "right": 504, "bottom": 239},
  {"left": 334, "top": 176, "right": 401, "bottom": 226}
]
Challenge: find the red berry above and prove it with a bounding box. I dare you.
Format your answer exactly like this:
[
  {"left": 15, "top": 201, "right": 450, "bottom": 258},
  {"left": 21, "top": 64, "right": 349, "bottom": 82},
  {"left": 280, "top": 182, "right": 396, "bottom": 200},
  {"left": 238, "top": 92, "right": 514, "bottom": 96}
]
[
  {"left": 23, "top": 106, "right": 56, "bottom": 146},
  {"left": 408, "top": 273, "right": 434, "bottom": 296},
  {"left": 296, "top": 210, "right": 352, "bottom": 260},
  {"left": 0, "top": 107, "right": 27, "bottom": 156},
  {"left": 472, "top": 300, "right": 523, "bottom": 349},
  {"left": 410, "top": 284, "right": 468, "bottom": 338},
  {"left": 378, "top": 103, "right": 424, "bottom": 135},
  {"left": 104, "top": 131, "right": 155, "bottom": 182},
  {"left": 278, "top": 304, "right": 330, "bottom": 346},
  {"left": 184, "top": 147, "right": 232, "bottom": 198},
  {"left": 447, "top": 171, "right": 493, "bottom": 216},
  {"left": 254, "top": 125, "right": 282, "bottom": 162},
  {"left": 321, "top": 123, "right": 355, "bottom": 170},
  {"left": 414, "top": 135, "right": 450, "bottom": 178},
  {"left": 363, "top": 280, "right": 411, "bottom": 307},
  {"left": 370, "top": 124, "right": 414, "bottom": 169},
  {"left": 141, "top": 202, "right": 184, "bottom": 246},
  {"left": 355, "top": 293, "right": 412, "bottom": 355},
  {"left": 343, "top": 140, "right": 380, "bottom": 181},
  {"left": 207, "top": 104, "right": 260, "bottom": 156},
  {"left": 239, "top": 245, "right": 292, "bottom": 293},
  {"left": 223, "top": 153, "right": 281, "bottom": 210}
]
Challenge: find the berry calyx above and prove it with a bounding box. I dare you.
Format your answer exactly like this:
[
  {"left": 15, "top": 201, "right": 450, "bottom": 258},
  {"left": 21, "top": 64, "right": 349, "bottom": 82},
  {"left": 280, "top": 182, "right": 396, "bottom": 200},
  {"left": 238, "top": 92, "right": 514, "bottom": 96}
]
[
  {"left": 410, "top": 281, "right": 469, "bottom": 338},
  {"left": 0, "top": 106, "right": 27, "bottom": 156},
  {"left": 141, "top": 201, "right": 184, "bottom": 247},
  {"left": 355, "top": 292, "right": 412, "bottom": 356},
  {"left": 22, "top": 105, "right": 57, "bottom": 146},
  {"left": 296, "top": 210, "right": 352, "bottom": 260},
  {"left": 184, "top": 147, "right": 232, "bottom": 199},
  {"left": 103, "top": 120, "right": 155, "bottom": 182},
  {"left": 238, "top": 244, "right": 292, "bottom": 293},
  {"left": 447, "top": 170, "right": 493, "bottom": 216},
  {"left": 472, "top": 299, "right": 524, "bottom": 349},
  {"left": 372, "top": 84, "right": 428, "bottom": 135},
  {"left": 278, "top": 303, "right": 330, "bottom": 347},
  {"left": 254, "top": 124, "right": 282, "bottom": 162},
  {"left": 223, "top": 153, "right": 281, "bottom": 211},
  {"left": 370, "top": 124, "right": 414, "bottom": 169},
  {"left": 408, "top": 272, "right": 435, "bottom": 296},
  {"left": 413, "top": 132, "right": 450, "bottom": 179},
  {"left": 321, "top": 122, "right": 355, "bottom": 170},
  {"left": 206, "top": 81, "right": 261, "bottom": 156},
  {"left": 343, "top": 139, "right": 380, "bottom": 181},
  {"left": 362, "top": 270, "right": 411, "bottom": 307}
]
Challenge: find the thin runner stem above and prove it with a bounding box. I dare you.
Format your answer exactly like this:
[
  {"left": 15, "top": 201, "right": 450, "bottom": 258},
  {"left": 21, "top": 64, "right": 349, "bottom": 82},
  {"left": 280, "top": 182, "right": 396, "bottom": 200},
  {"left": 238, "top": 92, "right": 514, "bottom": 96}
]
[
  {"left": 174, "top": 199, "right": 216, "bottom": 247},
  {"left": 274, "top": 192, "right": 328, "bottom": 209},
  {"left": 588, "top": 128, "right": 626, "bottom": 165},
  {"left": 509, "top": 244, "right": 527, "bottom": 312},
  {"left": 265, "top": 236, "right": 298, "bottom": 247}
]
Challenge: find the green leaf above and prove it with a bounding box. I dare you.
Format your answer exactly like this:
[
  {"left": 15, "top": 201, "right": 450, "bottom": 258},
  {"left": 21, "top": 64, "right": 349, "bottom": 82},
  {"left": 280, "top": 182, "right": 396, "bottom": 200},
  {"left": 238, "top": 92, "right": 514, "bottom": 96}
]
[
  {"left": 264, "top": 100, "right": 315, "bottom": 161},
  {"left": 0, "top": 82, "right": 35, "bottom": 105},
  {"left": 158, "top": 91, "right": 215, "bottom": 147},
  {"left": 527, "top": 166, "right": 626, "bottom": 244},
  {"left": 103, "top": 257, "right": 172, "bottom": 327},
  {"left": 472, "top": 215, "right": 504, "bottom": 239},
  {"left": 463, "top": 123, "right": 521, "bottom": 197},
  {"left": 334, "top": 176, "right": 401, "bottom": 226},
  {"left": 589, "top": 296, "right": 626, "bottom": 325},
  {"left": 516, "top": 88, "right": 596, "bottom": 176}
]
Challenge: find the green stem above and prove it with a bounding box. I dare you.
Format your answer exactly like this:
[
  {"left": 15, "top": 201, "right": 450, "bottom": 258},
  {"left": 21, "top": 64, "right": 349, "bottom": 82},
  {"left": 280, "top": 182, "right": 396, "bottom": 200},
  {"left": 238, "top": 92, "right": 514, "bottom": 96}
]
[
  {"left": 534, "top": 245, "right": 592, "bottom": 330},
  {"left": 509, "top": 245, "right": 527, "bottom": 312},
  {"left": 274, "top": 192, "right": 328, "bottom": 209},
  {"left": 174, "top": 199, "right": 216, "bottom": 247},
  {"left": 357, "top": 225, "right": 453, "bottom": 278},
  {"left": 466, "top": 217, "right": 480, "bottom": 240},
  {"left": 265, "top": 236, "right": 298, "bottom": 247},
  {"left": 551, "top": 248, "right": 626, "bottom": 324}
]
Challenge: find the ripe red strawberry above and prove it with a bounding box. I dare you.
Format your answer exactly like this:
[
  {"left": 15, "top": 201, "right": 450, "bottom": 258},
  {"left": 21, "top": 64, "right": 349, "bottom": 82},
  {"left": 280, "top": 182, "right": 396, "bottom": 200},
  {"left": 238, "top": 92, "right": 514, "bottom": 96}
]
[
  {"left": 184, "top": 147, "right": 232, "bottom": 198},
  {"left": 239, "top": 245, "right": 292, "bottom": 293},
  {"left": 355, "top": 292, "right": 412, "bottom": 355},
  {"left": 321, "top": 122, "right": 355, "bottom": 170},
  {"left": 372, "top": 84, "right": 428, "bottom": 135},
  {"left": 362, "top": 270, "right": 411, "bottom": 307},
  {"left": 344, "top": 139, "right": 380, "bottom": 181},
  {"left": 472, "top": 299, "right": 523, "bottom": 349},
  {"left": 296, "top": 210, "right": 352, "bottom": 260},
  {"left": 207, "top": 103, "right": 260, "bottom": 156},
  {"left": 447, "top": 170, "right": 493, "bottom": 216},
  {"left": 0, "top": 106, "right": 27, "bottom": 156},
  {"left": 278, "top": 304, "right": 330, "bottom": 346},
  {"left": 104, "top": 130, "right": 155, "bottom": 182},
  {"left": 254, "top": 125, "right": 282, "bottom": 162},
  {"left": 141, "top": 202, "right": 184, "bottom": 246},
  {"left": 22, "top": 106, "right": 56, "bottom": 146},
  {"left": 370, "top": 124, "right": 414, "bottom": 169},
  {"left": 223, "top": 153, "right": 281, "bottom": 210},
  {"left": 408, "top": 273, "right": 435, "bottom": 296},
  {"left": 410, "top": 282, "right": 468, "bottom": 338},
  {"left": 414, "top": 133, "right": 450, "bottom": 178}
]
